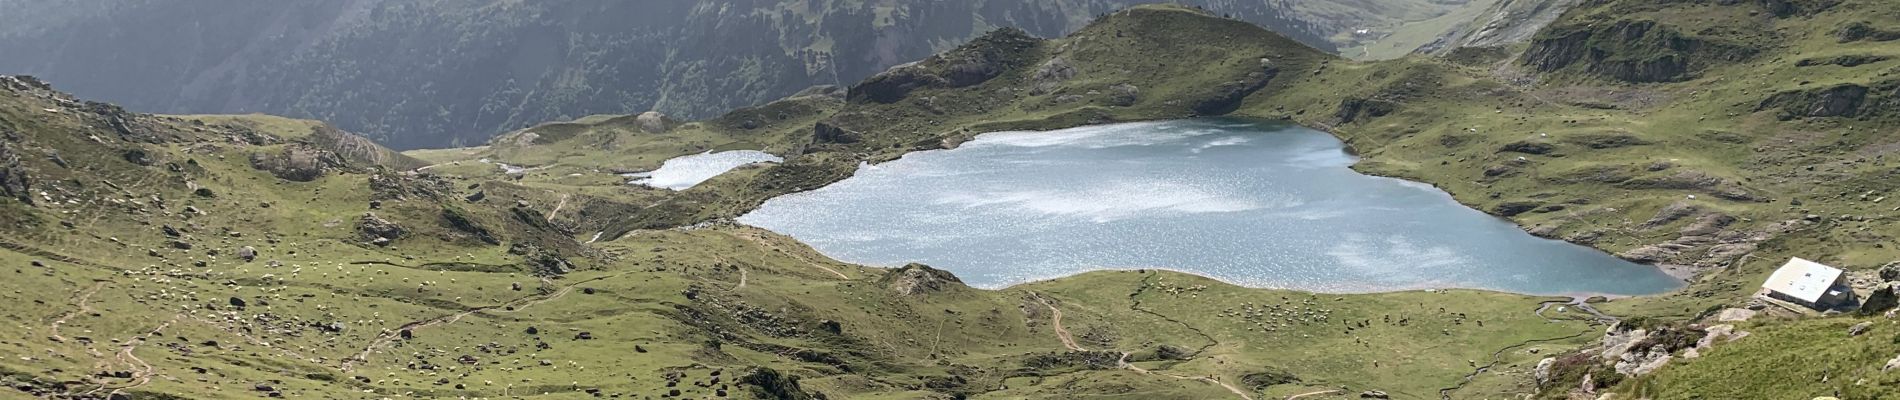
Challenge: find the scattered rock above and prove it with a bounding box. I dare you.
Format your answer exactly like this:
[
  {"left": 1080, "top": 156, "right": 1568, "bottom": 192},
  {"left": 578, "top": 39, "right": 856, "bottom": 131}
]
[
  {"left": 1360, "top": 390, "right": 1389, "bottom": 399},
  {"left": 1849, "top": 321, "right": 1875, "bottom": 336}
]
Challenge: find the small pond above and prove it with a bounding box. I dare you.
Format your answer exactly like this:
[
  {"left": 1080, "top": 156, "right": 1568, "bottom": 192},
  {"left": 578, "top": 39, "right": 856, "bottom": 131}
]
[{"left": 625, "top": 150, "right": 782, "bottom": 190}]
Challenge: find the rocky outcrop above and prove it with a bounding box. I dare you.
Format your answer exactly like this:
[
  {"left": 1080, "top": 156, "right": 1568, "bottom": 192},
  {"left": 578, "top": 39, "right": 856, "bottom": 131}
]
[
  {"left": 1521, "top": 19, "right": 1755, "bottom": 83},
  {"left": 0, "top": 143, "right": 31, "bottom": 204},
  {"left": 1028, "top": 57, "right": 1077, "bottom": 95},
  {"left": 248, "top": 144, "right": 345, "bottom": 182},
  {"left": 878, "top": 263, "right": 964, "bottom": 296},
  {"left": 847, "top": 28, "right": 1041, "bottom": 104},
  {"left": 635, "top": 111, "right": 672, "bottom": 134},
  {"left": 307, "top": 125, "right": 428, "bottom": 171},
  {"left": 1795, "top": 54, "right": 1890, "bottom": 68},
  {"left": 358, "top": 213, "right": 404, "bottom": 245},
  {"left": 1498, "top": 140, "right": 1556, "bottom": 155},
  {"left": 1191, "top": 70, "right": 1277, "bottom": 116},
  {"left": 1107, "top": 83, "right": 1140, "bottom": 107},
  {"left": 737, "top": 367, "right": 820, "bottom": 400},
  {"left": 1861, "top": 283, "right": 1899, "bottom": 315},
  {"left": 1836, "top": 21, "right": 1900, "bottom": 43},
  {"left": 1335, "top": 97, "right": 1397, "bottom": 124},
  {"left": 1240, "top": 369, "right": 1301, "bottom": 389},
  {"left": 1756, "top": 84, "right": 1869, "bottom": 119},
  {"left": 811, "top": 121, "right": 862, "bottom": 145},
  {"left": 440, "top": 206, "right": 500, "bottom": 246},
  {"left": 1492, "top": 201, "right": 1543, "bottom": 217}
]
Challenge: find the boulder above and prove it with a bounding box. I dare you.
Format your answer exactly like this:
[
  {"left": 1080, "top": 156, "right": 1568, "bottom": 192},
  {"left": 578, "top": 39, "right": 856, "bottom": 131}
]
[
  {"left": 1861, "top": 283, "right": 1900, "bottom": 315},
  {"left": 238, "top": 246, "right": 258, "bottom": 262},
  {"left": 1534, "top": 357, "right": 1557, "bottom": 384},
  {"left": 1849, "top": 321, "right": 1875, "bottom": 336},
  {"left": 357, "top": 213, "right": 405, "bottom": 242}
]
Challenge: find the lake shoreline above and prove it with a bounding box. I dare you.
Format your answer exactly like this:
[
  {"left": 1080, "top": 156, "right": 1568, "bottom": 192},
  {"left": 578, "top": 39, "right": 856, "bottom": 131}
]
[{"left": 738, "top": 118, "right": 1685, "bottom": 297}]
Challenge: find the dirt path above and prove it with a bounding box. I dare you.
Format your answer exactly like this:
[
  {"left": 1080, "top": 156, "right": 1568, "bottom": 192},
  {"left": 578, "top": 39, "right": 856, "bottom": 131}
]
[
  {"left": 1038, "top": 293, "right": 1254, "bottom": 400},
  {"left": 82, "top": 315, "right": 179, "bottom": 398},
  {"left": 1438, "top": 330, "right": 1592, "bottom": 400},
  {"left": 1032, "top": 293, "right": 1086, "bottom": 351},
  {"left": 49, "top": 281, "right": 107, "bottom": 343},
  {"left": 1285, "top": 389, "right": 1343, "bottom": 399},
  {"left": 730, "top": 230, "right": 850, "bottom": 280},
  {"left": 547, "top": 193, "right": 570, "bottom": 222}
]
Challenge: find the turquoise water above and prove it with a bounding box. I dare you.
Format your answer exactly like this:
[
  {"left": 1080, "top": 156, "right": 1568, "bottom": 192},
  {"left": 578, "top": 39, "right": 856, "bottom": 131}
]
[{"left": 738, "top": 119, "right": 1682, "bottom": 296}]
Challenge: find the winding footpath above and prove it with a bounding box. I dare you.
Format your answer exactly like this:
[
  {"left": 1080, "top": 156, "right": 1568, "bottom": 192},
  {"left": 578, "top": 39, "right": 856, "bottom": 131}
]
[
  {"left": 1034, "top": 292, "right": 1255, "bottom": 400},
  {"left": 49, "top": 280, "right": 107, "bottom": 343},
  {"left": 731, "top": 230, "right": 851, "bottom": 280}
]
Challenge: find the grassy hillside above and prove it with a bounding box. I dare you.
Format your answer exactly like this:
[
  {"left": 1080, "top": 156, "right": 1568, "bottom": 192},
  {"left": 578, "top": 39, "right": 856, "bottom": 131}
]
[{"left": 3, "top": 1, "right": 1899, "bottom": 399}]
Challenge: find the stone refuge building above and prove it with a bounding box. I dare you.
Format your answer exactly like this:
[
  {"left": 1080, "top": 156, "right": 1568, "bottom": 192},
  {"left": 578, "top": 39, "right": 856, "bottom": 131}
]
[{"left": 1760, "top": 257, "right": 1854, "bottom": 310}]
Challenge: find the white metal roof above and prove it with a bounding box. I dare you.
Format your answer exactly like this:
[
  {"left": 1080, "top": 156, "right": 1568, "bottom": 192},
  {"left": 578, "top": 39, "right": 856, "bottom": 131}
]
[{"left": 1762, "top": 257, "right": 1843, "bottom": 303}]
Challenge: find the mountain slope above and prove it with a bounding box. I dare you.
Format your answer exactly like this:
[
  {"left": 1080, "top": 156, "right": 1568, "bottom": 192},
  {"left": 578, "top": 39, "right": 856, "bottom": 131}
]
[
  {"left": 0, "top": 0, "right": 1501, "bottom": 150},
  {"left": 3, "top": 1, "right": 1900, "bottom": 399}
]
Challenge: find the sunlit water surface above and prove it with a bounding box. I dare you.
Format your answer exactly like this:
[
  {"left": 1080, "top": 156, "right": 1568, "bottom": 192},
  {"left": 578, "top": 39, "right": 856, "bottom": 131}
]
[{"left": 738, "top": 119, "right": 1682, "bottom": 296}]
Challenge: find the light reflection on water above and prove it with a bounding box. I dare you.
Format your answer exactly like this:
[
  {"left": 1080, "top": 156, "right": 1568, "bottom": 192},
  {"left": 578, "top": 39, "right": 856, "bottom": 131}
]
[{"left": 738, "top": 119, "right": 1683, "bottom": 296}]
